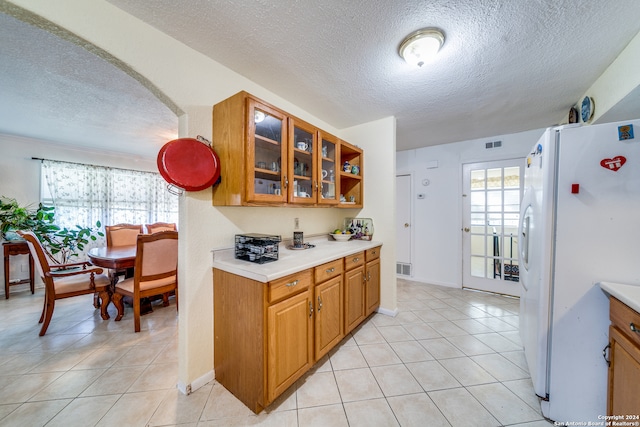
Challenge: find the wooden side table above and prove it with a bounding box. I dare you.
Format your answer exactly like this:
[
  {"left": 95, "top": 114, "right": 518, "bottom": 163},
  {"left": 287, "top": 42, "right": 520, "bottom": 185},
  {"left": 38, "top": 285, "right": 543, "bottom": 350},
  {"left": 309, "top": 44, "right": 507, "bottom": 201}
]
[{"left": 3, "top": 241, "right": 35, "bottom": 299}]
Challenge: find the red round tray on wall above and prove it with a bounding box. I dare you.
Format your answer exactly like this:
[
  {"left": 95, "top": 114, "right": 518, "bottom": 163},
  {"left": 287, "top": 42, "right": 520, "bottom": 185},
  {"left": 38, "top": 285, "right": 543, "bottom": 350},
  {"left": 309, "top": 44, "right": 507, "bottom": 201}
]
[{"left": 157, "top": 138, "right": 221, "bottom": 192}]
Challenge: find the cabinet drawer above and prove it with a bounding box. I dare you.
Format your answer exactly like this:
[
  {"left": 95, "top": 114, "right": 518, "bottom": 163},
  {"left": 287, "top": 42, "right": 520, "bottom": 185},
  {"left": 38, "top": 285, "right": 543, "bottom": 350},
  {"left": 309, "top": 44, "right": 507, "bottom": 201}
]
[
  {"left": 610, "top": 297, "right": 640, "bottom": 348},
  {"left": 314, "top": 259, "right": 343, "bottom": 283},
  {"left": 269, "top": 270, "right": 312, "bottom": 303},
  {"left": 366, "top": 246, "right": 381, "bottom": 262},
  {"left": 344, "top": 251, "right": 365, "bottom": 271}
]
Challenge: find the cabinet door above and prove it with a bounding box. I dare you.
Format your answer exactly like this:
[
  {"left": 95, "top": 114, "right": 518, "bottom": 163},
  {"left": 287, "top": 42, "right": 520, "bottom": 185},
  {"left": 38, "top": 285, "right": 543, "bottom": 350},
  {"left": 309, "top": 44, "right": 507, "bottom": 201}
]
[
  {"left": 608, "top": 325, "right": 640, "bottom": 415},
  {"left": 289, "top": 118, "right": 318, "bottom": 204},
  {"left": 344, "top": 265, "right": 365, "bottom": 334},
  {"left": 315, "top": 276, "right": 344, "bottom": 361},
  {"left": 267, "top": 289, "right": 313, "bottom": 403},
  {"left": 365, "top": 258, "right": 381, "bottom": 316},
  {"left": 317, "top": 131, "right": 340, "bottom": 205},
  {"left": 247, "top": 99, "right": 288, "bottom": 203}
]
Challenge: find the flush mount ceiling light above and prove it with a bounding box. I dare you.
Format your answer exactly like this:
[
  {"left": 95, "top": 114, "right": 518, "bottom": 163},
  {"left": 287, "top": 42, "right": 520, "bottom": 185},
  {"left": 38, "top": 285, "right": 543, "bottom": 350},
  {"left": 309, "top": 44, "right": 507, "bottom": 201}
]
[{"left": 399, "top": 28, "right": 445, "bottom": 67}]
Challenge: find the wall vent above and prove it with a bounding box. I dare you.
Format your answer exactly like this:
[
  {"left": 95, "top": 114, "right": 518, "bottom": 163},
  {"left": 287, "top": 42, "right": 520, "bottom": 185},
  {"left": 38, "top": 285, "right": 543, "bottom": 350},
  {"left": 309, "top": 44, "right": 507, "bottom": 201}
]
[
  {"left": 485, "top": 140, "right": 503, "bottom": 149},
  {"left": 396, "top": 262, "right": 412, "bottom": 276}
]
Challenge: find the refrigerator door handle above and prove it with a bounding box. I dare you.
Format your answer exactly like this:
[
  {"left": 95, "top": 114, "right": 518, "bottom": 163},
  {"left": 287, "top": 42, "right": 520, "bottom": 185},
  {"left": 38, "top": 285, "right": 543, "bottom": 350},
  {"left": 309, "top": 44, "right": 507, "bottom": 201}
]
[
  {"left": 602, "top": 343, "right": 611, "bottom": 367},
  {"left": 518, "top": 186, "right": 535, "bottom": 291}
]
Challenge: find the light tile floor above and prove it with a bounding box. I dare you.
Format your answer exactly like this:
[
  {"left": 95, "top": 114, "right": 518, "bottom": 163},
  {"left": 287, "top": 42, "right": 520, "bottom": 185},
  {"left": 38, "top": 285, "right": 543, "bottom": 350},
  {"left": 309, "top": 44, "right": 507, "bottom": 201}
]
[{"left": 0, "top": 279, "right": 553, "bottom": 426}]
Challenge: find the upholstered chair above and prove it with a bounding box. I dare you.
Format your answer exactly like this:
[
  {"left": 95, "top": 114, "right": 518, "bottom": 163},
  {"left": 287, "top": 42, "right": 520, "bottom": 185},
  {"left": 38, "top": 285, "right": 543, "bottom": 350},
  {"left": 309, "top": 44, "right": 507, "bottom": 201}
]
[
  {"left": 17, "top": 231, "right": 111, "bottom": 336},
  {"left": 105, "top": 223, "right": 143, "bottom": 247},
  {"left": 112, "top": 231, "right": 178, "bottom": 332},
  {"left": 145, "top": 222, "right": 177, "bottom": 234}
]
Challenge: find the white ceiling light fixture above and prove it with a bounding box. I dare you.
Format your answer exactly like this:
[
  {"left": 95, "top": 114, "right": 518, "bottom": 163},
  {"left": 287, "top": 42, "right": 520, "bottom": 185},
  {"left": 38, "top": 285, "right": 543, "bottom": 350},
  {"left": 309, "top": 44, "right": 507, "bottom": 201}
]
[{"left": 399, "top": 28, "right": 445, "bottom": 67}]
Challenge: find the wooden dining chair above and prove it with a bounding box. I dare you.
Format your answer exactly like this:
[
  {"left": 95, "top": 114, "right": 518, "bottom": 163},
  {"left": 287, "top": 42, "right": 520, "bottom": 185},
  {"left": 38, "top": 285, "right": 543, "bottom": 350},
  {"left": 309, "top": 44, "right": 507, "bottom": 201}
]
[
  {"left": 145, "top": 222, "right": 177, "bottom": 234},
  {"left": 17, "top": 231, "right": 111, "bottom": 336},
  {"left": 105, "top": 223, "right": 144, "bottom": 247},
  {"left": 98, "top": 223, "right": 144, "bottom": 307},
  {"left": 112, "top": 230, "right": 178, "bottom": 332},
  {"left": 104, "top": 223, "right": 143, "bottom": 277},
  {"left": 144, "top": 221, "right": 178, "bottom": 306}
]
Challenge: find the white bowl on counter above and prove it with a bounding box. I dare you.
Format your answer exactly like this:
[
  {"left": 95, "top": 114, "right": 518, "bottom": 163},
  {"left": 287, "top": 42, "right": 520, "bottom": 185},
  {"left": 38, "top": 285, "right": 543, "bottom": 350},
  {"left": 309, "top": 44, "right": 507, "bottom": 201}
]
[{"left": 330, "top": 233, "right": 352, "bottom": 242}]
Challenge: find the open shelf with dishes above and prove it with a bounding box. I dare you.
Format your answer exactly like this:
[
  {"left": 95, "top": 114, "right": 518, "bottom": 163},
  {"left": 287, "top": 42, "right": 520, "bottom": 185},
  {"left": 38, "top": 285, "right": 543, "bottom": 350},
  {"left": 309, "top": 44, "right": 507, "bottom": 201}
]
[{"left": 338, "top": 140, "right": 363, "bottom": 208}]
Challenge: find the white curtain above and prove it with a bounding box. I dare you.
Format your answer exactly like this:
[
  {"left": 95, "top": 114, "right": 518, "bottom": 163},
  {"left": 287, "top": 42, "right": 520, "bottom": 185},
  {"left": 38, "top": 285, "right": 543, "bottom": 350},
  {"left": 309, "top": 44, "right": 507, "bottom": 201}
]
[{"left": 41, "top": 160, "right": 178, "bottom": 255}]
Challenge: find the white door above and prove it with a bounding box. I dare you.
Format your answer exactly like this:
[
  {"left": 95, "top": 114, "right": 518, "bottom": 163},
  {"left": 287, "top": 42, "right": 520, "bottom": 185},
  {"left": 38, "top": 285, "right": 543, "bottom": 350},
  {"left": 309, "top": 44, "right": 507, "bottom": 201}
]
[
  {"left": 396, "top": 174, "right": 412, "bottom": 276},
  {"left": 462, "top": 159, "right": 524, "bottom": 296}
]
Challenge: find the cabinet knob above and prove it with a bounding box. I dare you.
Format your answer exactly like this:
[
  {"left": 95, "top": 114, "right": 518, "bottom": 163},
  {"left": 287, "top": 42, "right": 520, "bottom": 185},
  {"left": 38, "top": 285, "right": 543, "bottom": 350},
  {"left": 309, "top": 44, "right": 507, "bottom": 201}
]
[
  {"left": 309, "top": 301, "right": 314, "bottom": 318},
  {"left": 631, "top": 322, "right": 640, "bottom": 335},
  {"left": 326, "top": 267, "right": 335, "bottom": 273},
  {"left": 286, "top": 280, "right": 298, "bottom": 287},
  {"left": 353, "top": 257, "right": 359, "bottom": 262},
  {"left": 317, "top": 296, "right": 323, "bottom": 311}
]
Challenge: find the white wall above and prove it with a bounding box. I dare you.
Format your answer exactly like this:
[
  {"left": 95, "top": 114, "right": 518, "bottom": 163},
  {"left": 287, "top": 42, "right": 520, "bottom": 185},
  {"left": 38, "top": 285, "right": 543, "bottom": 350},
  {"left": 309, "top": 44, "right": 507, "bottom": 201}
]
[
  {"left": 396, "top": 128, "right": 544, "bottom": 288},
  {"left": 6, "top": 0, "right": 398, "bottom": 393},
  {"left": 342, "top": 116, "right": 397, "bottom": 313},
  {"left": 583, "top": 30, "right": 640, "bottom": 123}
]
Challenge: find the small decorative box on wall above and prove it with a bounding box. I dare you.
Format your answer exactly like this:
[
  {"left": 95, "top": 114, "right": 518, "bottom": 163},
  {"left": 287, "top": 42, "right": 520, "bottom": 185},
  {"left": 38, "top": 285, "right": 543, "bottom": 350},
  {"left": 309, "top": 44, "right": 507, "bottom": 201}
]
[{"left": 344, "top": 218, "right": 374, "bottom": 240}]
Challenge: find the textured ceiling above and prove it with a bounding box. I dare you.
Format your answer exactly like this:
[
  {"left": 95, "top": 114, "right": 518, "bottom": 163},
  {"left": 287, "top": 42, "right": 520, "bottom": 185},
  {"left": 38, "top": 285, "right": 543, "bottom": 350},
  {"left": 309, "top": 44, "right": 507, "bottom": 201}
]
[
  {"left": 0, "top": 10, "right": 178, "bottom": 158},
  {"left": 2, "top": 0, "right": 640, "bottom": 158}
]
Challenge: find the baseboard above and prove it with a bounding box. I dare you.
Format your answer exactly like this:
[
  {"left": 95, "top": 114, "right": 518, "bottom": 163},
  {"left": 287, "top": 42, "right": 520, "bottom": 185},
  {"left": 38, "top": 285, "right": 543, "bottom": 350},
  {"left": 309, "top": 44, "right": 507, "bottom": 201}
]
[
  {"left": 177, "top": 370, "right": 215, "bottom": 396},
  {"left": 399, "top": 277, "right": 461, "bottom": 289},
  {"left": 377, "top": 306, "right": 398, "bottom": 317}
]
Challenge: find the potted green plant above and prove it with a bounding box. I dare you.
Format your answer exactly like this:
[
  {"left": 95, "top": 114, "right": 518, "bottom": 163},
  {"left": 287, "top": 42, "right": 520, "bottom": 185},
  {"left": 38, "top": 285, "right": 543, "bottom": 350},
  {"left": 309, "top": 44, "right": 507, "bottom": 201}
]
[
  {"left": 0, "top": 196, "right": 103, "bottom": 265},
  {"left": 0, "top": 196, "right": 43, "bottom": 240},
  {"left": 37, "top": 221, "right": 104, "bottom": 265}
]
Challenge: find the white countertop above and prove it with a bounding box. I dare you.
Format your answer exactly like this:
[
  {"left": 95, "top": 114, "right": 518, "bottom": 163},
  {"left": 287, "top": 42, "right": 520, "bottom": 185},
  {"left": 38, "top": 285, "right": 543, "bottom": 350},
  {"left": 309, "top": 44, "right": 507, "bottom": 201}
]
[
  {"left": 212, "top": 236, "right": 382, "bottom": 283},
  {"left": 599, "top": 281, "right": 640, "bottom": 313}
]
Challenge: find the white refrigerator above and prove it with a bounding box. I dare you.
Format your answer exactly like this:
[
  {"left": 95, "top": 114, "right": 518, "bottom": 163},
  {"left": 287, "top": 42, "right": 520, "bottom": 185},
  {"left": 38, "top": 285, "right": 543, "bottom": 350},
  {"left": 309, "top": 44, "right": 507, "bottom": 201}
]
[{"left": 518, "top": 119, "right": 640, "bottom": 422}]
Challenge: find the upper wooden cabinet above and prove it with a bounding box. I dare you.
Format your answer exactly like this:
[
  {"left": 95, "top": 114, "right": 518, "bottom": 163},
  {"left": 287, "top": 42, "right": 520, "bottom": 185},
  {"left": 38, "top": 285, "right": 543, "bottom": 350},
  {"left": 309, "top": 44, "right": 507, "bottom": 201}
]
[
  {"left": 289, "top": 117, "right": 318, "bottom": 205},
  {"left": 317, "top": 131, "right": 340, "bottom": 206},
  {"left": 212, "top": 91, "right": 361, "bottom": 207}
]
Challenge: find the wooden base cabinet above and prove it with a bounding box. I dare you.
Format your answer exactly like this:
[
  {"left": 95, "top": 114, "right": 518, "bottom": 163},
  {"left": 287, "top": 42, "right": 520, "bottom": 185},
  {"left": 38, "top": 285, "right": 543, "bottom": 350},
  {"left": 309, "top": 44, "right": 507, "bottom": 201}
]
[
  {"left": 314, "top": 276, "right": 344, "bottom": 360},
  {"left": 314, "top": 258, "right": 344, "bottom": 360},
  {"left": 213, "top": 247, "right": 380, "bottom": 414},
  {"left": 344, "top": 252, "right": 366, "bottom": 334},
  {"left": 607, "top": 297, "right": 640, "bottom": 416},
  {"left": 344, "top": 246, "right": 381, "bottom": 334},
  {"left": 365, "top": 247, "right": 381, "bottom": 316},
  {"left": 267, "top": 289, "right": 313, "bottom": 403}
]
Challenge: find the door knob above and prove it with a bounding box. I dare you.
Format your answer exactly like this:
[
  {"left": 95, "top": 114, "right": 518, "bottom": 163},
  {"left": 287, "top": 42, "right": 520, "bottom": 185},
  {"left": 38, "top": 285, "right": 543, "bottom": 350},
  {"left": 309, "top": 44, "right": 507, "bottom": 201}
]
[
  {"left": 463, "top": 227, "right": 470, "bottom": 232},
  {"left": 404, "top": 223, "right": 410, "bottom": 228}
]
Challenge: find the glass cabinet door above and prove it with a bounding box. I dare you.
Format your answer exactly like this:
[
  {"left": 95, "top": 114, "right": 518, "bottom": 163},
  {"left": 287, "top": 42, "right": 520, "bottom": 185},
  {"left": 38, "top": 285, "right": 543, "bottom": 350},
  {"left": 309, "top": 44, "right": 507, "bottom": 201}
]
[
  {"left": 317, "top": 131, "right": 340, "bottom": 205},
  {"left": 289, "top": 119, "right": 317, "bottom": 204},
  {"left": 247, "top": 100, "right": 287, "bottom": 203}
]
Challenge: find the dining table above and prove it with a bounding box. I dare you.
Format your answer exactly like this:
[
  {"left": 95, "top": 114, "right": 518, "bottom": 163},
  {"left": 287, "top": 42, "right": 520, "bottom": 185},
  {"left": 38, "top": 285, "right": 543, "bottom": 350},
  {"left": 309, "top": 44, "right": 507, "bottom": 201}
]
[
  {"left": 87, "top": 245, "right": 154, "bottom": 315},
  {"left": 87, "top": 245, "right": 136, "bottom": 272}
]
